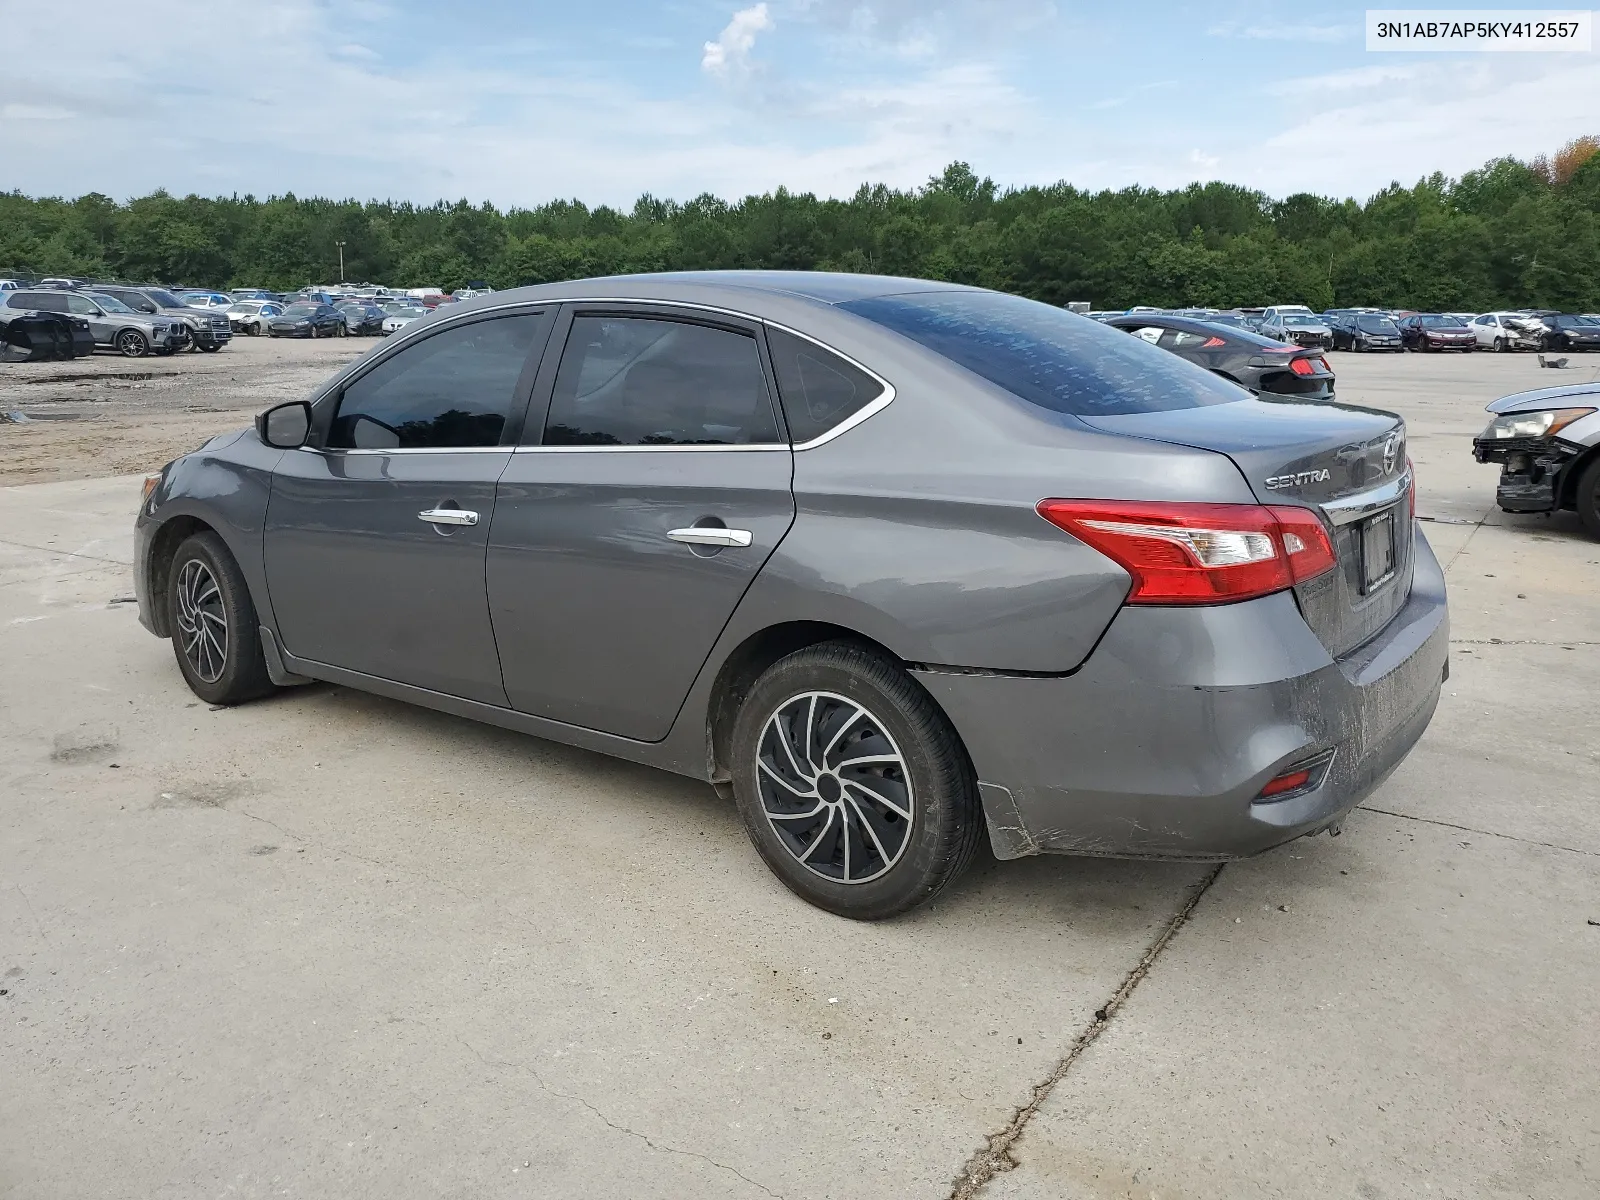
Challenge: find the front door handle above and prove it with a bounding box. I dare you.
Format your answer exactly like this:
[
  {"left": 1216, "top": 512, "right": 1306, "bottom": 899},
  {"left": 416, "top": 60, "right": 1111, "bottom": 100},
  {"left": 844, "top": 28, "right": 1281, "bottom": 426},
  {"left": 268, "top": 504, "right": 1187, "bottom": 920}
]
[
  {"left": 667, "top": 526, "right": 752, "bottom": 548},
  {"left": 419, "top": 507, "right": 479, "bottom": 527}
]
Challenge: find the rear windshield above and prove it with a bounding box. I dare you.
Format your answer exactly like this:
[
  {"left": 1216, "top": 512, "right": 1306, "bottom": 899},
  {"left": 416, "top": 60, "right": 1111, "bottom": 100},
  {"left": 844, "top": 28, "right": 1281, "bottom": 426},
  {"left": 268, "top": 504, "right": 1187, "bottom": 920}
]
[{"left": 840, "top": 290, "right": 1242, "bottom": 416}]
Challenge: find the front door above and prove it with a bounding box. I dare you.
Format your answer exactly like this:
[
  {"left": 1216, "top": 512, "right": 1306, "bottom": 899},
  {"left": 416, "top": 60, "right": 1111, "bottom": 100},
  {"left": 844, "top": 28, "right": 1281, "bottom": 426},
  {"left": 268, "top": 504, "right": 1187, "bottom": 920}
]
[
  {"left": 489, "top": 307, "right": 795, "bottom": 742},
  {"left": 63, "top": 293, "right": 116, "bottom": 344},
  {"left": 264, "top": 308, "right": 552, "bottom": 704}
]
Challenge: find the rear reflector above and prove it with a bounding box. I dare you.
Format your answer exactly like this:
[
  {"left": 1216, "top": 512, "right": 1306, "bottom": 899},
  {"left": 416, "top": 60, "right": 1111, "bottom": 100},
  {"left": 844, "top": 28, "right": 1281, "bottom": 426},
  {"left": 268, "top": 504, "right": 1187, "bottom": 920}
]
[
  {"left": 1036, "top": 499, "right": 1337, "bottom": 604},
  {"left": 1258, "top": 768, "right": 1313, "bottom": 797}
]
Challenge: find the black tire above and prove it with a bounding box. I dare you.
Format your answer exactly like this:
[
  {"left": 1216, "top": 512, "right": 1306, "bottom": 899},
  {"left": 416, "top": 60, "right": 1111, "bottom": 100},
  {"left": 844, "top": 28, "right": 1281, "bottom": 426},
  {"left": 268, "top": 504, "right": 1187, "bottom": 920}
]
[
  {"left": 1494, "top": 336, "right": 1506, "bottom": 353},
  {"left": 729, "top": 641, "right": 982, "bottom": 920},
  {"left": 116, "top": 329, "right": 149, "bottom": 358},
  {"left": 1575, "top": 456, "right": 1600, "bottom": 541},
  {"left": 165, "top": 532, "right": 275, "bottom": 706}
]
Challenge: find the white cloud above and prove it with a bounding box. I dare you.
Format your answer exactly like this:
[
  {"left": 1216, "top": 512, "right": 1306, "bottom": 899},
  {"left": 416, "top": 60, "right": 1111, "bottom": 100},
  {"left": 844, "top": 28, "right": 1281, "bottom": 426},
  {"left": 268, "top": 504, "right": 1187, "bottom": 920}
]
[
  {"left": 702, "top": 4, "right": 773, "bottom": 75},
  {"left": 1208, "top": 20, "right": 1352, "bottom": 43},
  {"left": 334, "top": 43, "right": 379, "bottom": 60},
  {"left": 2, "top": 104, "right": 74, "bottom": 120}
]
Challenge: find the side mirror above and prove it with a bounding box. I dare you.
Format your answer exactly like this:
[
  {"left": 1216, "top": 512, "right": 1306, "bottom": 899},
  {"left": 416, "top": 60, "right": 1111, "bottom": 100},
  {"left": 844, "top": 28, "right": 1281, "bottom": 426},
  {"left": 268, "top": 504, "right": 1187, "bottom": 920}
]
[{"left": 258, "top": 401, "right": 312, "bottom": 449}]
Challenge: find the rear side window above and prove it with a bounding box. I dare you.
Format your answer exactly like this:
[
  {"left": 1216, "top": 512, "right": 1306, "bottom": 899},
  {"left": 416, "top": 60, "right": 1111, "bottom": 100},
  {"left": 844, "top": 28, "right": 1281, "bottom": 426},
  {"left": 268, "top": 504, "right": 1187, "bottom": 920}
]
[
  {"left": 17, "top": 292, "right": 65, "bottom": 312},
  {"left": 766, "top": 328, "right": 884, "bottom": 444},
  {"left": 543, "top": 316, "right": 779, "bottom": 446},
  {"left": 329, "top": 312, "right": 546, "bottom": 449},
  {"left": 842, "top": 291, "right": 1241, "bottom": 417}
]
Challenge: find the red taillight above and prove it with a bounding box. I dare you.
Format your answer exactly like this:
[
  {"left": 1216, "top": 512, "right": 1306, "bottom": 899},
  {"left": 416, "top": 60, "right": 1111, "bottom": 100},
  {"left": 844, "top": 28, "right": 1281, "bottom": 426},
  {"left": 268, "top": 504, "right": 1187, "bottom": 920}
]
[
  {"left": 1036, "top": 500, "right": 1337, "bottom": 605},
  {"left": 1201, "top": 336, "right": 1226, "bottom": 348},
  {"left": 1289, "top": 357, "right": 1316, "bottom": 376},
  {"left": 1258, "top": 768, "right": 1312, "bottom": 797}
]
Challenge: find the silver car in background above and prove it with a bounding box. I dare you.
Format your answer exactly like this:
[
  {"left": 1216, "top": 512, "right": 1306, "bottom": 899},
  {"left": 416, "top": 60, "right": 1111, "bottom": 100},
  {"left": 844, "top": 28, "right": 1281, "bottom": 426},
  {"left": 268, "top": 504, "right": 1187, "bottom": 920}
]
[
  {"left": 381, "top": 304, "right": 430, "bottom": 335},
  {"left": 0, "top": 287, "right": 185, "bottom": 356},
  {"left": 1473, "top": 381, "right": 1600, "bottom": 536},
  {"left": 133, "top": 272, "right": 1448, "bottom": 919}
]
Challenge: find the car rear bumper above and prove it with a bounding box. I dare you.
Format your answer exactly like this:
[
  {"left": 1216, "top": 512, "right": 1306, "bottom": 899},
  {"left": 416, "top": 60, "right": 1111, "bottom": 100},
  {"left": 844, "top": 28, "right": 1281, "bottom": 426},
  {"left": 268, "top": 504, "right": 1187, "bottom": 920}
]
[{"left": 913, "top": 525, "right": 1448, "bottom": 862}]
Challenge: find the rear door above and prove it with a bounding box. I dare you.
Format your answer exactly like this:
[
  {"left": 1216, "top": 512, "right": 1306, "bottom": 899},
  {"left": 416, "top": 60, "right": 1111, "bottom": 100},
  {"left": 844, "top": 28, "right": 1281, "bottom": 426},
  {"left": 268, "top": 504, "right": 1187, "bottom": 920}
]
[
  {"left": 264, "top": 307, "right": 552, "bottom": 703},
  {"left": 488, "top": 304, "right": 795, "bottom": 741}
]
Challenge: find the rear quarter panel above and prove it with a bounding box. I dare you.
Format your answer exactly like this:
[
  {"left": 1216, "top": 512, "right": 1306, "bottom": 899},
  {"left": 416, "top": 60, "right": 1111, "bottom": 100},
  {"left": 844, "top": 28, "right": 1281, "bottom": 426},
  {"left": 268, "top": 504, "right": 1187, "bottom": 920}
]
[{"left": 725, "top": 330, "right": 1260, "bottom": 673}]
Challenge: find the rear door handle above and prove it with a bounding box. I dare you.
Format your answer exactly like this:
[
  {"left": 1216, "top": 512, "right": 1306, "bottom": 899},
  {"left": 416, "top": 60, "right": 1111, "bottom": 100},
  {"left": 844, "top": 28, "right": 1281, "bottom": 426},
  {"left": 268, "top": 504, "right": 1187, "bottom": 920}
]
[
  {"left": 667, "top": 526, "right": 752, "bottom": 548},
  {"left": 418, "top": 507, "right": 479, "bottom": 527}
]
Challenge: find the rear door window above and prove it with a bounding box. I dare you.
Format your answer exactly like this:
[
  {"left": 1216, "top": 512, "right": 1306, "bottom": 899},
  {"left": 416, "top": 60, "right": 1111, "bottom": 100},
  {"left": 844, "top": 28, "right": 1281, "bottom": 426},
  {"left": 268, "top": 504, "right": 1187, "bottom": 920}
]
[
  {"left": 542, "top": 315, "right": 779, "bottom": 446},
  {"left": 766, "top": 328, "right": 885, "bottom": 444},
  {"left": 841, "top": 290, "right": 1241, "bottom": 416},
  {"left": 329, "top": 311, "right": 547, "bottom": 449},
  {"left": 19, "top": 292, "right": 66, "bottom": 312}
]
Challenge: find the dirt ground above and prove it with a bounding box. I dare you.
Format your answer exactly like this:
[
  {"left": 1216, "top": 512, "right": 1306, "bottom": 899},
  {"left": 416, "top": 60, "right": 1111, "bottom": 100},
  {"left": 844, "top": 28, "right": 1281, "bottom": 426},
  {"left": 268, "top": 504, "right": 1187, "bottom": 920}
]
[{"left": 0, "top": 336, "right": 366, "bottom": 485}]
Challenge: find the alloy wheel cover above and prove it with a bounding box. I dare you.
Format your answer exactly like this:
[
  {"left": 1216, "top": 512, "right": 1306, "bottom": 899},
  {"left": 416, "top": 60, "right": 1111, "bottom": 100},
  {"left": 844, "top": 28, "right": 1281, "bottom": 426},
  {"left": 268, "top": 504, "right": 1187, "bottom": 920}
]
[
  {"left": 756, "top": 691, "right": 914, "bottom": 884},
  {"left": 175, "top": 559, "right": 228, "bottom": 683}
]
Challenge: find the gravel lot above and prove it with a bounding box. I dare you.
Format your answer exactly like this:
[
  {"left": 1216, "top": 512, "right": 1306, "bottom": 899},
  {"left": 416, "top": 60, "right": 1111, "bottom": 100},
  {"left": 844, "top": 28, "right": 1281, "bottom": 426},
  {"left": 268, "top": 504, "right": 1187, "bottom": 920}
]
[
  {"left": 0, "top": 336, "right": 366, "bottom": 485},
  {"left": 2, "top": 348, "right": 1598, "bottom": 1199}
]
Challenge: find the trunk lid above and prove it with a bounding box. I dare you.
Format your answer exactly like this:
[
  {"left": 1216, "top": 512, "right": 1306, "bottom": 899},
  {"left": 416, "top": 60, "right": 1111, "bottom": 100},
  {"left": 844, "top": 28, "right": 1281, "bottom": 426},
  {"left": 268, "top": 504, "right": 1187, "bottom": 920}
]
[{"left": 1082, "top": 396, "right": 1412, "bottom": 659}]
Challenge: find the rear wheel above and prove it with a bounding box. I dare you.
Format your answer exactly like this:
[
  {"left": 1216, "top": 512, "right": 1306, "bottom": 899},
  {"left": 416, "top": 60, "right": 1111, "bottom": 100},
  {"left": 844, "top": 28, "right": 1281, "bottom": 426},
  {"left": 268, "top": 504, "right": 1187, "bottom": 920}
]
[
  {"left": 116, "top": 329, "right": 149, "bottom": 357},
  {"left": 729, "top": 641, "right": 982, "bottom": 920},
  {"left": 165, "top": 532, "right": 275, "bottom": 705},
  {"left": 1575, "top": 457, "right": 1600, "bottom": 541}
]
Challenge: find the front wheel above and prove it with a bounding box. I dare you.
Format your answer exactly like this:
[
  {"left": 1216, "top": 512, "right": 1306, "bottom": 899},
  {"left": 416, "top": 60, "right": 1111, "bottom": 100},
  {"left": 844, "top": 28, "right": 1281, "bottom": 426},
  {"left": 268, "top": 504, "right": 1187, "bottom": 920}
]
[
  {"left": 729, "top": 641, "right": 982, "bottom": 920},
  {"left": 337, "top": 322, "right": 348, "bottom": 337},
  {"left": 166, "top": 532, "right": 275, "bottom": 705},
  {"left": 1494, "top": 337, "right": 1507, "bottom": 353},
  {"left": 1575, "top": 456, "right": 1600, "bottom": 541},
  {"left": 116, "top": 329, "right": 149, "bottom": 357}
]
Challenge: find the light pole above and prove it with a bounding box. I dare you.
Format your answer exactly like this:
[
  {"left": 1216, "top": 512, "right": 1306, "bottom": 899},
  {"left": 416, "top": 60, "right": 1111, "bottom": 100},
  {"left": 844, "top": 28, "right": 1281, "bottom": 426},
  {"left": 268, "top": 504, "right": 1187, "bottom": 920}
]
[{"left": 335, "top": 241, "right": 346, "bottom": 284}]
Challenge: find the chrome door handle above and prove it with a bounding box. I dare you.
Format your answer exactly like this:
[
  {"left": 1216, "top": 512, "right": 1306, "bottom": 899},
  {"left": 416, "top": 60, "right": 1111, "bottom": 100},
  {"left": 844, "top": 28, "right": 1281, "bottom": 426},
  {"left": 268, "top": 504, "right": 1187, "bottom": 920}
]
[
  {"left": 667, "top": 526, "right": 752, "bottom": 548},
  {"left": 418, "top": 507, "right": 479, "bottom": 527}
]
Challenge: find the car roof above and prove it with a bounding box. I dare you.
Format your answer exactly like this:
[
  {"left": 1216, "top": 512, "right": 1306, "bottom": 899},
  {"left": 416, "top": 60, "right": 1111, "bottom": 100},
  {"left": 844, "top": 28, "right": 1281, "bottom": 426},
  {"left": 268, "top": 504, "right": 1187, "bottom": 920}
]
[{"left": 447, "top": 270, "right": 975, "bottom": 313}]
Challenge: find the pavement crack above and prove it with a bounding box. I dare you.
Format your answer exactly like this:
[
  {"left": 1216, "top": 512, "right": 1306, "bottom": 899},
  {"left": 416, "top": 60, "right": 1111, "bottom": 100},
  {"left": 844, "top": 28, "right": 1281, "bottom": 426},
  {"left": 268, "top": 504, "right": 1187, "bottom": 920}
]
[
  {"left": 1440, "top": 510, "right": 1490, "bottom": 573},
  {"left": 1450, "top": 638, "right": 1599, "bottom": 647},
  {"left": 1359, "top": 805, "right": 1598, "bottom": 858},
  {"left": 14, "top": 884, "right": 50, "bottom": 946},
  {"left": 0, "top": 536, "right": 129, "bottom": 566},
  {"left": 948, "top": 863, "right": 1225, "bottom": 1199},
  {"left": 455, "top": 1037, "right": 783, "bottom": 1198}
]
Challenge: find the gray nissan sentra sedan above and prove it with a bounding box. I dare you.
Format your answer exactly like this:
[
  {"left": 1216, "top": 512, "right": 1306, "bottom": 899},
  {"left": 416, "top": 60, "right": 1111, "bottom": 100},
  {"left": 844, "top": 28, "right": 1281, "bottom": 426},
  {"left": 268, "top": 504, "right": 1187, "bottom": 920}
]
[{"left": 134, "top": 272, "right": 1449, "bottom": 919}]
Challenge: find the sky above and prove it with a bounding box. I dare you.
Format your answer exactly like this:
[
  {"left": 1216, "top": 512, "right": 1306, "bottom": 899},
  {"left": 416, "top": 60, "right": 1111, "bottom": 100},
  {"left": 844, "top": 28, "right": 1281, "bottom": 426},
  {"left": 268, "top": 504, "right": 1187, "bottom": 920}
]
[{"left": 2, "top": 0, "right": 1596, "bottom": 208}]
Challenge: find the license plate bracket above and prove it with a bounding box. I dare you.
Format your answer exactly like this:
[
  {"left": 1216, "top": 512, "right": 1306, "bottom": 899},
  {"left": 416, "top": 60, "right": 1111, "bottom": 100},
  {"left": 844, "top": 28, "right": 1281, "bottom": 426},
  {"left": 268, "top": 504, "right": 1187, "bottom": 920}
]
[{"left": 1360, "top": 511, "right": 1396, "bottom": 593}]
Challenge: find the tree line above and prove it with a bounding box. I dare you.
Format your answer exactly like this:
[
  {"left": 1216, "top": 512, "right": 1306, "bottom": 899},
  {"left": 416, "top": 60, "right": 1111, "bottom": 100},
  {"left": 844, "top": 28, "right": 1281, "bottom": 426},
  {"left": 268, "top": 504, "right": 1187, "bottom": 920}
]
[{"left": 2, "top": 139, "right": 1597, "bottom": 313}]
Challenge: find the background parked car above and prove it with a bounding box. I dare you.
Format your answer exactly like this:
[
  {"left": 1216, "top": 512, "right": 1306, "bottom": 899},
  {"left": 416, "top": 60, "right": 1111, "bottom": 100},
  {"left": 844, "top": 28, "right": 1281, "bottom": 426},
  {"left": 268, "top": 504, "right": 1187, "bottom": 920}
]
[
  {"left": 336, "top": 301, "right": 386, "bottom": 336},
  {"left": 1471, "top": 311, "right": 1545, "bottom": 352},
  {"left": 1525, "top": 313, "right": 1600, "bottom": 352},
  {"left": 1105, "top": 313, "right": 1335, "bottom": 399},
  {"left": 268, "top": 302, "right": 347, "bottom": 338},
  {"left": 93, "top": 285, "right": 232, "bottom": 352},
  {"left": 1257, "top": 306, "right": 1334, "bottom": 349},
  {"left": 227, "top": 300, "right": 284, "bottom": 335},
  {"left": 177, "top": 290, "right": 234, "bottom": 312},
  {"left": 1397, "top": 313, "right": 1476, "bottom": 352},
  {"left": 1, "top": 289, "right": 184, "bottom": 356},
  {"left": 0, "top": 305, "right": 95, "bottom": 360},
  {"left": 381, "top": 304, "right": 430, "bottom": 335},
  {"left": 1328, "top": 312, "right": 1404, "bottom": 352}
]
